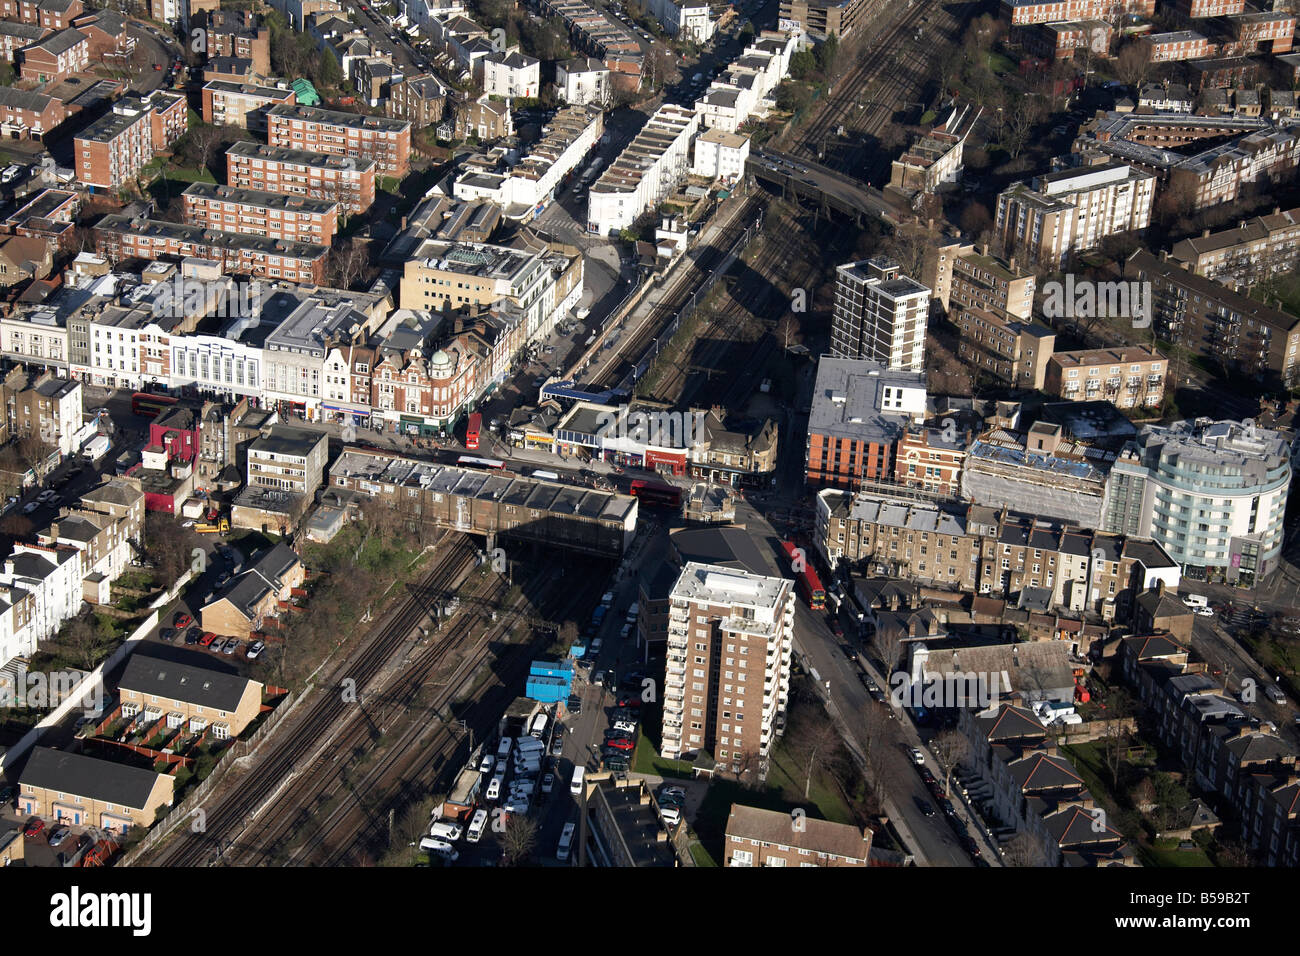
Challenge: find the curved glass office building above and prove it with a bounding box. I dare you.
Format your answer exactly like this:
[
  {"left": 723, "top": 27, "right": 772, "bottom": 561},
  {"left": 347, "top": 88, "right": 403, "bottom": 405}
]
[{"left": 1102, "top": 419, "right": 1291, "bottom": 586}]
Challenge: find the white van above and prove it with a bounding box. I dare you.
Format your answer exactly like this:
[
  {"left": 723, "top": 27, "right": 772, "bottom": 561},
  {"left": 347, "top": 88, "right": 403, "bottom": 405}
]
[
  {"left": 419, "top": 837, "right": 459, "bottom": 860},
  {"left": 557, "top": 821, "right": 576, "bottom": 861},
  {"left": 467, "top": 808, "right": 489, "bottom": 843},
  {"left": 570, "top": 765, "right": 586, "bottom": 795},
  {"left": 486, "top": 773, "right": 504, "bottom": 801},
  {"left": 429, "top": 821, "right": 462, "bottom": 841},
  {"left": 1182, "top": 593, "right": 1208, "bottom": 609},
  {"left": 496, "top": 737, "right": 513, "bottom": 759},
  {"left": 529, "top": 713, "right": 548, "bottom": 738},
  {"left": 515, "top": 736, "right": 544, "bottom": 753}
]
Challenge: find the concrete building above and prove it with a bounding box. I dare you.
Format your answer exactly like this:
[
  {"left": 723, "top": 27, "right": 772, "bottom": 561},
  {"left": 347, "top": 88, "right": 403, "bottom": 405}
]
[
  {"left": 226, "top": 141, "right": 378, "bottom": 215},
  {"left": 1044, "top": 345, "right": 1166, "bottom": 409},
  {"left": 587, "top": 104, "right": 699, "bottom": 236},
  {"left": 954, "top": 307, "right": 1055, "bottom": 391},
  {"left": 4, "top": 369, "right": 81, "bottom": 457},
  {"left": 777, "top": 0, "right": 870, "bottom": 38},
  {"left": 994, "top": 162, "right": 1155, "bottom": 269},
  {"left": 1102, "top": 419, "right": 1291, "bottom": 586},
  {"left": 245, "top": 424, "right": 328, "bottom": 495},
  {"left": 1128, "top": 249, "right": 1300, "bottom": 389},
  {"left": 1168, "top": 205, "right": 1300, "bottom": 286},
  {"left": 830, "top": 257, "right": 929, "bottom": 372},
  {"left": 661, "top": 562, "right": 794, "bottom": 770},
  {"left": 889, "top": 107, "right": 973, "bottom": 195},
  {"left": 805, "top": 357, "right": 926, "bottom": 491}
]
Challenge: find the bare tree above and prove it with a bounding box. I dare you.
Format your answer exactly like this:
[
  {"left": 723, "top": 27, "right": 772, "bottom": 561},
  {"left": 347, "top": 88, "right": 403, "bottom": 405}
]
[
  {"left": 1115, "top": 41, "right": 1151, "bottom": 89},
  {"left": 328, "top": 238, "right": 374, "bottom": 290},
  {"left": 500, "top": 814, "right": 538, "bottom": 865},
  {"left": 55, "top": 614, "right": 101, "bottom": 670},
  {"left": 775, "top": 314, "right": 802, "bottom": 352},
  {"left": 1002, "top": 830, "right": 1046, "bottom": 867},
  {"left": 1003, "top": 93, "right": 1044, "bottom": 159},
  {"left": 929, "top": 729, "right": 970, "bottom": 799}
]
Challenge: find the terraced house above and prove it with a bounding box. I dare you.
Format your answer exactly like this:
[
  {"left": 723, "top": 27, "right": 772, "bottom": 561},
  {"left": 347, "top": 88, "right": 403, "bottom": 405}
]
[
  {"left": 17, "top": 25, "right": 85, "bottom": 82},
  {"left": 118, "top": 653, "right": 264, "bottom": 739},
  {"left": 18, "top": 746, "right": 173, "bottom": 832}
]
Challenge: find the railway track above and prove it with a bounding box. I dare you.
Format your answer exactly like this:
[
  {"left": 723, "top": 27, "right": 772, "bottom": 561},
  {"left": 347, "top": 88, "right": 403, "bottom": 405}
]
[
  {"left": 236, "top": 564, "right": 514, "bottom": 865},
  {"left": 648, "top": 205, "right": 811, "bottom": 407},
  {"left": 787, "top": 0, "right": 970, "bottom": 183},
  {"left": 139, "top": 533, "right": 480, "bottom": 867},
  {"left": 586, "top": 196, "right": 763, "bottom": 390}
]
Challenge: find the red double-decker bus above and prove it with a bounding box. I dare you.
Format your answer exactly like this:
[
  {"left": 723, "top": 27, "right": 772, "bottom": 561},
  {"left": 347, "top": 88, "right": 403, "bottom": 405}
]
[
  {"left": 131, "top": 392, "right": 178, "bottom": 417},
  {"left": 781, "top": 540, "right": 826, "bottom": 609},
  {"left": 466, "top": 412, "right": 481, "bottom": 450},
  {"left": 629, "top": 479, "right": 681, "bottom": 508}
]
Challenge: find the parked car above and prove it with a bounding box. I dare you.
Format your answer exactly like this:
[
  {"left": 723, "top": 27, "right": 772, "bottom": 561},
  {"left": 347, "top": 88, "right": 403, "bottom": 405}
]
[
  {"left": 174, "top": 613, "right": 192, "bottom": 629},
  {"left": 550, "top": 735, "right": 564, "bottom": 756},
  {"left": 48, "top": 826, "right": 71, "bottom": 847},
  {"left": 222, "top": 638, "right": 241, "bottom": 655},
  {"left": 21, "top": 502, "right": 37, "bottom": 514},
  {"left": 246, "top": 640, "right": 265, "bottom": 660},
  {"left": 909, "top": 747, "right": 926, "bottom": 766},
  {"left": 604, "top": 736, "right": 635, "bottom": 751},
  {"left": 23, "top": 818, "right": 44, "bottom": 837},
  {"left": 541, "top": 772, "right": 556, "bottom": 794},
  {"left": 159, "top": 627, "right": 176, "bottom": 642},
  {"left": 198, "top": 632, "right": 217, "bottom": 648},
  {"left": 914, "top": 797, "right": 935, "bottom": 817},
  {"left": 184, "top": 628, "right": 201, "bottom": 645},
  {"left": 0, "top": 785, "right": 14, "bottom": 805},
  {"left": 479, "top": 754, "right": 495, "bottom": 774}
]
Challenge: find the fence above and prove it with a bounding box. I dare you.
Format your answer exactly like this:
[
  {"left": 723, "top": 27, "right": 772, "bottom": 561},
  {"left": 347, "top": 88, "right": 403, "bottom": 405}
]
[
  {"left": 117, "top": 687, "right": 301, "bottom": 866},
  {"left": 0, "top": 568, "right": 193, "bottom": 777}
]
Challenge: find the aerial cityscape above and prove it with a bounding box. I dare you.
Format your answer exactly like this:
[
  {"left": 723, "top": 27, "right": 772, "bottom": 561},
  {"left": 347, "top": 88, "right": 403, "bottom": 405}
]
[{"left": 0, "top": 0, "right": 1291, "bottom": 895}]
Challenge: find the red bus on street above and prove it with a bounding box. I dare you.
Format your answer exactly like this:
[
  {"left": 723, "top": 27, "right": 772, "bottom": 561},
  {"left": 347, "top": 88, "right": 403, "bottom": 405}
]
[
  {"left": 466, "top": 412, "right": 482, "bottom": 450},
  {"left": 131, "top": 392, "right": 179, "bottom": 417},
  {"left": 781, "top": 540, "right": 826, "bottom": 610},
  {"left": 629, "top": 479, "right": 681, "bottom": 508}
]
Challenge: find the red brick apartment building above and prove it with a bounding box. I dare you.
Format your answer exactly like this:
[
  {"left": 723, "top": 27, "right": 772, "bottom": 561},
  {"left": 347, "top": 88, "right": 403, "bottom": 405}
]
[
  {"left": 0, "top": 0, "right": 85, "bottom": 29},
  {"left": 1001, "top": 0, "right": 1153, "bottom": 26},
  {"left": 805, "top": 357, "right": 928, "bottom": 491},
  {"left": 200, "top": 9, "right": 270, "bottom": 76},
  {"left": 724, "top": 804, "right": 871, "bottom": 867},
  {"left": 226, "top": 141, "right": 377, "bottom": 215},
  {"left": 93, "top": 214, "right": 328, "bottom": 284},
  {"left": 266, "top": 103, "right": 412, "bottom": 176},
  {"left": 74, "top": 90, "right": 186, "bottom": 190},
  {"left": 0, "top": 85, "right": 65, "bottom": 139},
  {"left": 1171, "top": 0, "right": 1243, "bottom": 16},
  {"left": 201, "top": 81, "right": 295, "bottom": 131},
  {"left": 1140, "top": 30, "right": 1212, "bottom": 63},
  {"left": 18, "top": 26, "right": 85, "bottom": 82},
  {"left": 0, "top": 21, "right": 46, "bottom": 61},
  {"left": 182, "top": 182, "right": 340, "bottom": 245}
]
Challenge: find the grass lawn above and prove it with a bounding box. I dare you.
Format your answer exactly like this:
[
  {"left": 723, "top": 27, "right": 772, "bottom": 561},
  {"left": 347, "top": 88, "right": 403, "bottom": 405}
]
[
  {"left": 1141, "top": 840, "right": 1214, "bottom": 868},
  {"left": 688, "top": 842, "right": 718, "bottom": 866},
  {"left": 988, "top": 51, "right": 1016, "bottom": 74},
  {"left": 164, "top": 165, "right": 217, "bottom": 184},
  {"left": 1251, "top": 273, "right": 1300, "bottom": 317},
  {"left": 631, "top": 730, "right": 694, "bottom": 779}
]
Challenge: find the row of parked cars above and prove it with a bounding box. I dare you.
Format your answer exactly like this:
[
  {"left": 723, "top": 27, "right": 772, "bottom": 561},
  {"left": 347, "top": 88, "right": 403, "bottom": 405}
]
[
  {"left": 165, "top": 613, "right": 264, "bottom": 659},
  {"left": 910, "top": 755, "right": 986, "bottom": 863}
]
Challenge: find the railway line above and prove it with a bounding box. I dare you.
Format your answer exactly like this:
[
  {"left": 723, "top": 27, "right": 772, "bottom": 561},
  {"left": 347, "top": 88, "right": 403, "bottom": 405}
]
[
  {"left": 648, "top": 205, "right": 814, "bottom": 408},
  {"left": 138, "top": 533, "right": 481, "bottom": 867},
  {"left": 786, "top": 0, "right": 971, "bottom": 183},
  {"left": 584, "top": 195, "right": 764, "bottom": 390}
]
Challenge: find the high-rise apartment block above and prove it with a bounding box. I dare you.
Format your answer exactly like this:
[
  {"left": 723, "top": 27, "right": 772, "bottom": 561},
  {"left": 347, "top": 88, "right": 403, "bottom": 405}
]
[
  {"left": 830, "top": 257, "right": 930, "bottom": 371},
  {"left": 662, "top": 562, "right": 794, "bottom": 773}
]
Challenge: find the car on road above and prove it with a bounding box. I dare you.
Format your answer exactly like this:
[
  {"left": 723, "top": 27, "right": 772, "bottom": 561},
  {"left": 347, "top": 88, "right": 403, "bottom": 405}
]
[
  {"left": 1195, "top": 606, "right": 1215, "bottom": 617},
  {"left": 829, "top": 617, "right": 844, "bottom": 637},
  {"left": 246, "top": 640, "right": 265, "bottom": 660},
  {"left": 914, "top": 797, "right": 935, "bottom": 817},
  {"left": 48, "top": 826, "right": 71, "bottom": 847},
  {"left": 198, "top": 632, "right": 217, "bottom": 648},
  {"left": 23, "top": 818, "right": 43, "bottom": 837},
  {"left": 909, "top": 747, "right": 925, "bottom": 766},
  {"left": 919, "top": 767, "right": 937, "bottom": 787},
  {"left": 174, "top": 613, "right": 192, "bottom": 629}
]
